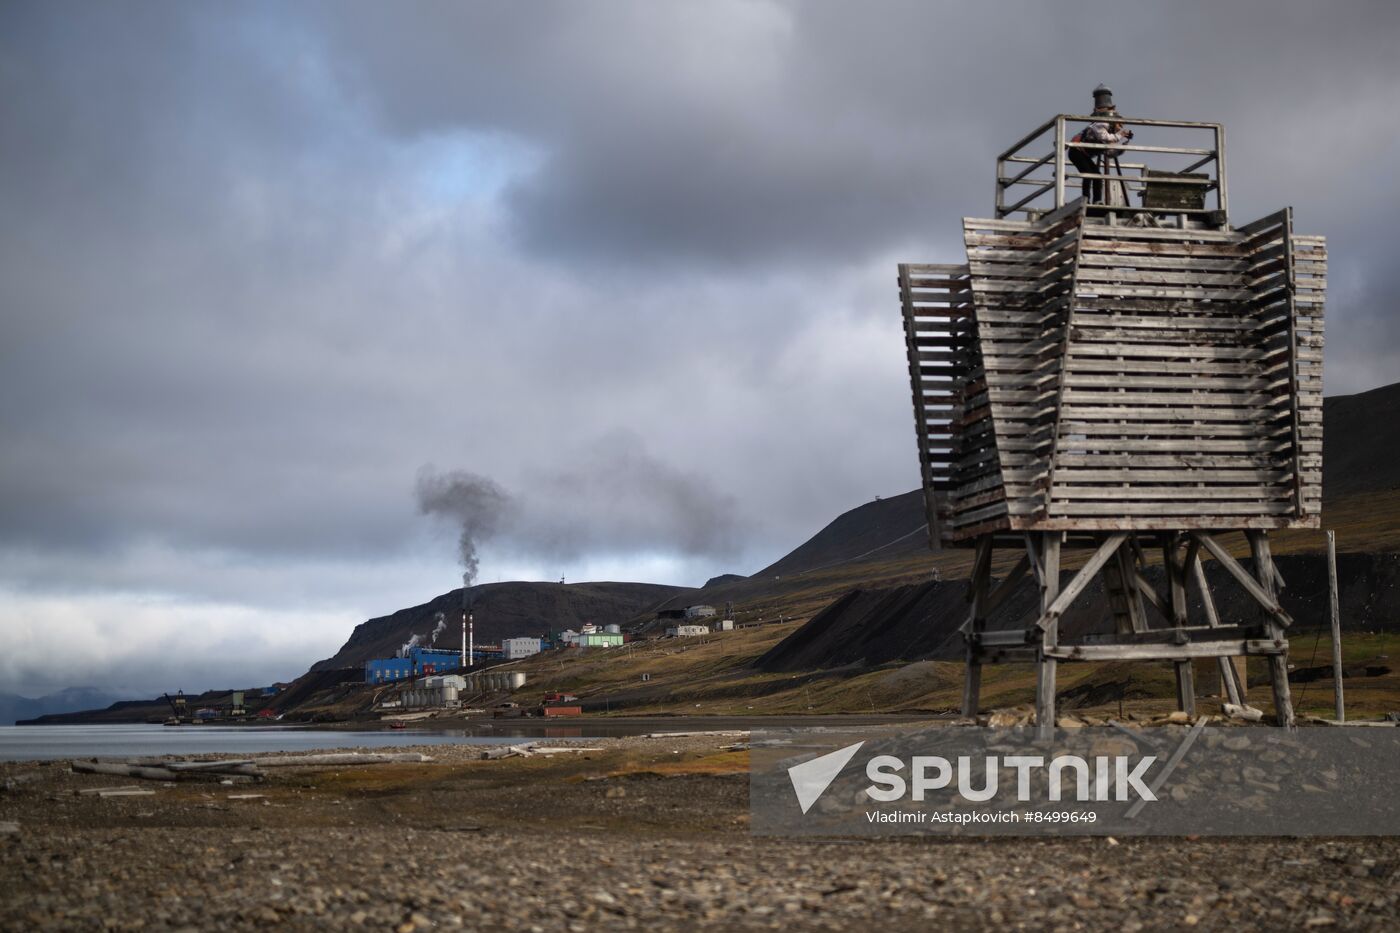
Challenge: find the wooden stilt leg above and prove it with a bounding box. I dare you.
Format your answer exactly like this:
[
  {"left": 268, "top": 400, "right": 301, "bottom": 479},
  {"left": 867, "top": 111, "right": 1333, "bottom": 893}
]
[
  {"left": 962, "top": 536, "right": 992, "bottom": 717},
  {"left": 1174, "top": 661, "right": 1197, "bottom": 718},
  {"left": 962, "top": 660, "right": 982, "bottom": 717},
  {"left": 1266, "top": 655, "right": 1293, "bottom": 726},
  {"left": 1190, "top": 552, "right": 1244, "bottom": 705},
  {"left": 1165, "top": 537, "right": 1195, "bottom": 716},
  {"left": 1035, "top": 532, "right": 1061, "bottom": 739},
  {"left": 1249, "top": 531, "right": 1294, "bottom": 727},
  {"left": 1036, "top": 656, "right": 1057, "bottom": 738},
  {"left": 1231, "top": 656, "right": 1249, "bottom": 703}
]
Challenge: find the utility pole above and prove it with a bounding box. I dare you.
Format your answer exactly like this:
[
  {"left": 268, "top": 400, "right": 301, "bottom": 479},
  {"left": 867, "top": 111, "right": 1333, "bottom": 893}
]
[{"left": 1328, "top": 530, "right": 1344, "bottom": 721}]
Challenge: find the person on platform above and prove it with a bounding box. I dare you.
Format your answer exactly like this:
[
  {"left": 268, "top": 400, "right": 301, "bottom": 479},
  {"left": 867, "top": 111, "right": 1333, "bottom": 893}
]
[{"left": 1068, "top": 84, "right": 1134, "bottom": 204}]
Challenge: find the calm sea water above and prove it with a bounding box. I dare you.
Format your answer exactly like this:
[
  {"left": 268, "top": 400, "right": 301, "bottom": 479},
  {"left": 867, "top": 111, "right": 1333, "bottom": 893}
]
[{"left": 0, "top": 724, "right": 527, "bottom": 762}]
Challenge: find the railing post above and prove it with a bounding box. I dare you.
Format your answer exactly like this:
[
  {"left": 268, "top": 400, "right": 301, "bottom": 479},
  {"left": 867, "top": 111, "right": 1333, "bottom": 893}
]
[
  {"left": 1215, "top": 123, "right": 1229, "bottom": 220},
  {"left": 996, "top": 151, "right": 1004, "bottom": 218},
  {"left": 1054, "top": 116, "right": 1066, "bottom": 210}
]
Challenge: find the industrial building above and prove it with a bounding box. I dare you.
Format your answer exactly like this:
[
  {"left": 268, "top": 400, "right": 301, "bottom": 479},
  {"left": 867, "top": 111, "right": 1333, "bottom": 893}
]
[
  {"left": 712, "top": 619, "right": 734, "bottom": 632},
  {"left": 503, "top": 637, "right": 543, "bottom": 659},
  {"left": 576, "top": 631, "right": 623, "bottom": 648},
  {"left": 684, "top": 605, "right": 716, "bottom": 619},
  {"left": 364, "top": 646, "right": 462, "bottom": 684},
  {"left": 666, "top": 624, "right": 709, "bottom": 638},
  {"left": 392, "top": 670, "right": 528, "bottom": 709},
  {"left": 400, "top": 675, "right": 465, "bottom": 708}
]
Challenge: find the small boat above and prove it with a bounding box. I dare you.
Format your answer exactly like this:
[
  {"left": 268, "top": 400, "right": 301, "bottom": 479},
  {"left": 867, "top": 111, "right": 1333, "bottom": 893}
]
[{"left": 388, "top": 721, "right": 408, "bottom": 730}]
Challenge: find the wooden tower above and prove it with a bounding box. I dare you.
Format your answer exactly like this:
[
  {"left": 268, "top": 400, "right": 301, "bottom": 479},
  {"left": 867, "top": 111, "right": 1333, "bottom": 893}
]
[{"left": 897, "top": 113, "right": 1325, "bottom": 733}]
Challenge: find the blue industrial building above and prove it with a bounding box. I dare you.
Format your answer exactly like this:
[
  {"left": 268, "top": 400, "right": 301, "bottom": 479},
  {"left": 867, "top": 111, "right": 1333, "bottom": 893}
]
[{"left": 364, "top": 646, "right": 462, "bottom": 684}]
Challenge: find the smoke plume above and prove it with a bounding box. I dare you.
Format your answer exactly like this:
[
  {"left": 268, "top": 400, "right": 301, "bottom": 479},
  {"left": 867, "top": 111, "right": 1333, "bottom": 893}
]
[
  {"left": 415, "top": 467, "right": 514, "bottom": 588},
  {"left": 430, "top": 611, "right": 447, "bottom": 645}
]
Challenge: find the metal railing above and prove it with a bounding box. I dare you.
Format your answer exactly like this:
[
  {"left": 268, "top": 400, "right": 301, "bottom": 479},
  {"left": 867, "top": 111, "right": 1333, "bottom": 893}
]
[{"left": 995, "top": 114, "right": 1228, "bottom": 223}]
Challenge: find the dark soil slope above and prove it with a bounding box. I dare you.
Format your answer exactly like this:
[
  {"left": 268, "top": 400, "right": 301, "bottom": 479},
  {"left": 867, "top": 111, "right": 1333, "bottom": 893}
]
[
  {"left": 757, "top": 553, "right": 1400, "bottom": 673},
  {"left": 311, "top": 580, "right": 691, "bottom": 672},
  {"left": 1320, "top": 382, "right": 1400, "bottom": 497}
]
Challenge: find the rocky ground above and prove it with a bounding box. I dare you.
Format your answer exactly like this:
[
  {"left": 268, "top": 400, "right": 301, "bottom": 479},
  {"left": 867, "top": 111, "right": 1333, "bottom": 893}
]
[{"left": 2, "top": 733, "right": 1398, "bottom": 930}]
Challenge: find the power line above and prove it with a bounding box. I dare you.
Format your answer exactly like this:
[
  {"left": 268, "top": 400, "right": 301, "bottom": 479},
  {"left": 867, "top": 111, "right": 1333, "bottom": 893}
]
[{"left": 790, "top": 523, "right": 930, "bottom": 577}]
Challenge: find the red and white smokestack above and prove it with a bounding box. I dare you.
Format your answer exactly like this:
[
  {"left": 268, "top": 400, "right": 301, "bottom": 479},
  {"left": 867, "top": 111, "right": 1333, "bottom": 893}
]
[
  {"left": 461, "top": 612, "right": 467, "bottom": 668},
  {"left": 468, "top": 612, "right": 475, "bottom": 669}
]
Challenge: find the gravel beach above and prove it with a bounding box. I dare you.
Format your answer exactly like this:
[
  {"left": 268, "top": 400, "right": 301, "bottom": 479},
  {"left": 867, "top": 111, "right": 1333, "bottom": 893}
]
[{"left": 2, "top": 735, "right": 1397, "bottom": 930}]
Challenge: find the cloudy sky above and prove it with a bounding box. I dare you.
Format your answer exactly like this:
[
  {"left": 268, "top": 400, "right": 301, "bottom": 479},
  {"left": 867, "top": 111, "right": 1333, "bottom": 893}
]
[{"left": 3, "top": 1, "right": 1397, "bottom": 698}]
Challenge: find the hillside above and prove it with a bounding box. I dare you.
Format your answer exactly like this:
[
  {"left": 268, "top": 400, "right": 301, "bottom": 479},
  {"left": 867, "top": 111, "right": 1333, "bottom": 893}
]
[
  {"left": 310, "top": 580, "right": 691, "bottom": 672},
  {"left": 1316, "top": 382, "right": 1400, "bottom": 498},
  {"left": 754, "top": 489, "right": 930, "bottom": 579}
]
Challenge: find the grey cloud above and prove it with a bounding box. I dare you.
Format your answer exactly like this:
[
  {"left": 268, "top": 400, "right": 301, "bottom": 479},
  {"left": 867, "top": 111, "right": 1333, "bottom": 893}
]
[{"left": 1, "top": 2, "right": 1397, "bottom": 697}]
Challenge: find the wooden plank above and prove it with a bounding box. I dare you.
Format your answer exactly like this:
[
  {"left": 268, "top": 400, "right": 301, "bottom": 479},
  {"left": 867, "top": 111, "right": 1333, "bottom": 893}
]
[
  {"left": 1037, "top": 532, "right": 1124, "bottom": 628},
  {"left": 1046, "top": 641, "right": 1284, "bottom": 661},
  {"left": 961, "top": 535, "right": 993, "bottom": 715},
  {"left": 1281, "top": 209, "right": 1306, "bottom": 518},
  {"left": 1054, "top": 488, "right": 1294, "bottom": 501},
  {"left": 1036, "top": 532, "right": 1061, "bottom": 739},
  {"left": 983, "top": 554, "right": 1032, "bottom": 615},
  {"left": 1016, "top": 516, "right": 1312, "bottom": 532},
  {"left": 1189, "top": 552, "right": 1244, "bottom": 705},
  {"left": 899, "top": 263, "right": 946, "bottom": 549},
  {"left": 1192, "top": 532, "right": 1292, "bottom": 626},
  {"left": 1247, "top": 531, "right": 1295, "bottom": 727}
]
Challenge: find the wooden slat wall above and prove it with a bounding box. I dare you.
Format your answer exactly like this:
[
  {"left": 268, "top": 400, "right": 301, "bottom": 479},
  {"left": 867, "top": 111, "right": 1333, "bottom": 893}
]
[
  {"left": 958, "top": 203, "right": 1085, "bottom": 538},
  {"left": 900, "top": 205, "right": 1326, "bottom": 541},
  {"left": 1038, "top": 213, "right": 1325, "bottom": 529},
  {"left": 898, "top": 262, "right": 977, "bottom": 546}
]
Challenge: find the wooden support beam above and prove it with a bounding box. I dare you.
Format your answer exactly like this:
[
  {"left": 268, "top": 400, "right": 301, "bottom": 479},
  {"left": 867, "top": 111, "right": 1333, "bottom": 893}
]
[
  {"left": 1125, "top": 537, "right": 1153, "bottom": 632},
  {"left": 963, "top": 535, "right": 994, "bottom": 607},
  {"left": 1190, "top": 549, "right": 1244, "bottom": 705},
  {"left": 1191, "top": 532, "right": 1293, "bottom": 627},
  {"left": 1246, "top": 531, "right": 1295, "bottom": 727},
  {"left": 1131, "top": 569, "right": 1170, "bottom": 625},
  {"left": 962, "top": 535, "right": 993, "bottom": 717},
  {"left": 977, "top": 629, "right": 1038, "bottom": 648},
  {"left": 983, "top": 554, "right": 1031, "bottom": 616},
  {"left": 1046, "top": 639, "right": 1285, "bottom": 661},
  {"left": 1165, "top": 537, "right": 1195, "bottom": 715},
  {"left": 1041, "top": 533, "right": 1062, "bottom": 641},
  {"left": 1036, "top": 532, "right": 1062, "bottom": 740},
  {"left": 1036, "top": 532, "right": 1125, "bottom": 631},
  {"left": 1175, "top": 661, "right": 1197, "bottom": 717}
]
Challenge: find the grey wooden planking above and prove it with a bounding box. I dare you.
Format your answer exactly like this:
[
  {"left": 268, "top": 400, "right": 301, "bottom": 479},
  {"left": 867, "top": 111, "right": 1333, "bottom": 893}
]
[{"left": 899, "top": 201, "right": 1325, "bottom": 544}]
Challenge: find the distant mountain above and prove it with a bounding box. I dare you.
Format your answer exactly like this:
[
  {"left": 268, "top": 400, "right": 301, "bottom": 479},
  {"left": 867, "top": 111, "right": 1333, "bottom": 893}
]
[
  {"left": 1318, "top": 382, "right": 1400, "bottom": 498},
  {"left": 753, "top": 489, "right": 930, "bottom": 580},
  {"left": 310, "top": 580, "right": 692, "bottom": 672},
  {"left": 0, "top": 686, "right": 124, "bottom": 725}
]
